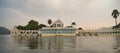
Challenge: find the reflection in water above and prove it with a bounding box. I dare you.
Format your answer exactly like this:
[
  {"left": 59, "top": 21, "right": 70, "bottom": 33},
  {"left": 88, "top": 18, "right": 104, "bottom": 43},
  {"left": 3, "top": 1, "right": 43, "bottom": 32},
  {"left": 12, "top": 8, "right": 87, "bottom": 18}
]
[
  {"left": 27, "top": 37, "right": 38, "bottom": 49},
  {"left": 12, "top": 35, "right": 39, "bottom": 49},
  {"left": 76, "top": 35, "right": 116, "bottom": 53},
  {"left": 11, "top": 35, "right": 120, "bottom": 53},
  {"left": 115, "top": 35, "right": 120, "bottom": 53},
  {"left": 12, "top": 35, "right": 76, "bottom": 52}
]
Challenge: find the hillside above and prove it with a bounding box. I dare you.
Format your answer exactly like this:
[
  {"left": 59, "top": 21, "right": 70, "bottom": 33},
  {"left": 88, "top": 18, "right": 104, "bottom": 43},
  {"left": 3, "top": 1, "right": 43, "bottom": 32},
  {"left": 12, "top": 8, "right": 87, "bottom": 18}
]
[{"left": 0, "top": 26, "right": 10, "bottom": 35}]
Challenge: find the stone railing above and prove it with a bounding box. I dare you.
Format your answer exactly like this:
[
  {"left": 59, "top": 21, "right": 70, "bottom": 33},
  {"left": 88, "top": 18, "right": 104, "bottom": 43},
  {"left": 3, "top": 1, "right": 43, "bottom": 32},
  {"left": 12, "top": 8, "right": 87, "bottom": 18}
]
[
  {"left": 11, "top": 30, "right": 40, "bottom": 35},
  {"left": 76, "top": 29, "right": 120, "bottom": 36}
]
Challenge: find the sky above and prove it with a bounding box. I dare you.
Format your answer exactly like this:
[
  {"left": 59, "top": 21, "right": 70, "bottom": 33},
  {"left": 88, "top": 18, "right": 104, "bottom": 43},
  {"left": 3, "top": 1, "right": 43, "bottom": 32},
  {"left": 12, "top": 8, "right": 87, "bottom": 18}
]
[{"left": 0, "top": 0, "right": 120, "bottom": 30}]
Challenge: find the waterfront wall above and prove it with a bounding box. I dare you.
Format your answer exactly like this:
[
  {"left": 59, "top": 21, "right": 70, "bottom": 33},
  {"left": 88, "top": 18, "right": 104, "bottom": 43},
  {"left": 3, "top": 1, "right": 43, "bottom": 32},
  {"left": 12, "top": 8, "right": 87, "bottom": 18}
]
[
  {"left": 11, "top": 29, "right": 39, "bottom": 36},
  {"left": 77, "top": 29, "right": 120, "bottom": 36},
  {"left": 11, "top": 28, "right": 120, "bottom": 36}
]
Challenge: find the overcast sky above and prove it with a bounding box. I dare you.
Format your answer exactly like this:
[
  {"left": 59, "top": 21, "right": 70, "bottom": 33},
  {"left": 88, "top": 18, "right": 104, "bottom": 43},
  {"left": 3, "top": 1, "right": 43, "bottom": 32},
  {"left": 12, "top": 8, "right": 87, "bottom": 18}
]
[{"left": 0, "top": 0, "right": 120, "bottom": 29}]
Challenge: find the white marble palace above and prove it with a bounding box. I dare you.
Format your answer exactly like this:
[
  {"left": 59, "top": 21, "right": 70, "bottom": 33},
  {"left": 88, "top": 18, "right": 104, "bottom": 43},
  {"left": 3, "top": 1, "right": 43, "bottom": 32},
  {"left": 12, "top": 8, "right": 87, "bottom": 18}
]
[
  {"left": 41, "top": 19, "right": 76, "bottom": 36},
  {"left": 11, "top": 19, "right": 77, "bottom": 36}
]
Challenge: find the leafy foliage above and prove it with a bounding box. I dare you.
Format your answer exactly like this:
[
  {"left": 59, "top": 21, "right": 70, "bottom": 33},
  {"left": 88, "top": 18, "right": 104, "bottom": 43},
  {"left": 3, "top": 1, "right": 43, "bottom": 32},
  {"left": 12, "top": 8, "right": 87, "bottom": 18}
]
[
  {"left": 48, "top": 19, "right": 52, "bottom": 26},
  {"left": 71, "top": 22, "right": 76, "bottom": 26},
  {"left": 26, "top": 20, "right": 39, "bottom": 30},
  {"left": 111, "top": 9, "right": 119, "bottom": 25},
  {"left": 112, "top": 9, "right": 119, "bottom": 18},
  {"left": 78, "top": 27, "right": 83, "bottom": 30},
  {"left": 16, "top": 20, "right": 47, "bottom": 30},
  {"left": 16, "top": 25, "right": 25, "bottom": 30},
  {"left": 71, "top": 22, "right": 76, "bottom": 28},
  {"left": 113, "top": 23, "right": 120, "bottom": 29},
  {"left": 39, "top": 24, "right": 47, "bottom": 29}
]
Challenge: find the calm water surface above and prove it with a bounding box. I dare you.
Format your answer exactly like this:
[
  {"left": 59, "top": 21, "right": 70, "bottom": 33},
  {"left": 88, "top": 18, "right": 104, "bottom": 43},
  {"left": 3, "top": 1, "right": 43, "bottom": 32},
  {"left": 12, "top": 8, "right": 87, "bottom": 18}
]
[{"left": 0, "top": 35, "right": 120, "bottom": 53}]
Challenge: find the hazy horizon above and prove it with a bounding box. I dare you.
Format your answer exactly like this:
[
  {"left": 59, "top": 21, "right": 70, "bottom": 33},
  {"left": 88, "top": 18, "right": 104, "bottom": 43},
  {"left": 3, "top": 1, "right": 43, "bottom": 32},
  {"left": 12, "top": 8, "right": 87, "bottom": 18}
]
[{"left": 0, "top": 0, "right": 120, "bottom": 30}]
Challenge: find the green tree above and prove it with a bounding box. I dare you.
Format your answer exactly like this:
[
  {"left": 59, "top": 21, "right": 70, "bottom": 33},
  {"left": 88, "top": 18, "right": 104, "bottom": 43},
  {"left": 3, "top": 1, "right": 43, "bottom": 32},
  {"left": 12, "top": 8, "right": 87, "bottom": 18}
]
[
  {"left": 78, "top": 27, "right": 83, "bottom": 30},
  {"left": 113, "top": 23, "right": 120, "bottom": 29},
  {"left": 48, "top": 19, "right": 52, "bottom": 26},
  {"left": 112, "top": 9, "right": 119, "bottom": 26},
  {"left": 39, "top": 24, "right": 47, "bottom": 29},
  {"left": 26, "top": 20, "right": 39, "bottom": 30},
  {"left": 16, "top": 25, "right": 24, "bottom": 30},
  {"left": 71, "top": 22, "right": 76, "bottom": 27}
]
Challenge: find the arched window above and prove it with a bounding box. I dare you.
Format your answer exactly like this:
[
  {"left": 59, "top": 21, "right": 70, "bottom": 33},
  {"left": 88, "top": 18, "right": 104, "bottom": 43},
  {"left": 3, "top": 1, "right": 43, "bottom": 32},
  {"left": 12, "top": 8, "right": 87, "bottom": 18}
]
[
  {"left": 27, "top": 32, "right": 29, "bottom": 34},
  {"left": 21, "top": 32, "right": 23, "bottom": 34}
]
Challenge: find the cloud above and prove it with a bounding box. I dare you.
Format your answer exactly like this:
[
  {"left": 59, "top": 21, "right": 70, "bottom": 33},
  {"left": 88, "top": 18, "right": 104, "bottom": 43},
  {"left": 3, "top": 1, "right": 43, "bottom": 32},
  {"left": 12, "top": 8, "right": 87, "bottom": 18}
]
[{"left": 0, "top": 0, "right": 120, "bottom": 29}]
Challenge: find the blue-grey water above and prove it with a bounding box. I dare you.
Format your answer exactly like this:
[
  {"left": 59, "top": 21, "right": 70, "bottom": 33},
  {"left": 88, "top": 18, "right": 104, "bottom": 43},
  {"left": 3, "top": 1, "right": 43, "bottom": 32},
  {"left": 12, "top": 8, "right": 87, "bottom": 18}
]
[{"left": 0, "top": 35, "right": 120, "bottom": 53}]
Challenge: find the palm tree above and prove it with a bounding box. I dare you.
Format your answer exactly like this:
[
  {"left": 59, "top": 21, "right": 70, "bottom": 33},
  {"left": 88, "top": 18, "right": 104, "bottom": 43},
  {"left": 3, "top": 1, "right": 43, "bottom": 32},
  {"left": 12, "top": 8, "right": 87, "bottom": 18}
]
[
  {"left": 112, "top": 9, "right": 119, "bottom": 26},
  {"left": 48, "top": 19, "right": 52, "bottom": 26},
  {"left": 71, "top": 22, "right": 76, "bottom": 27}
]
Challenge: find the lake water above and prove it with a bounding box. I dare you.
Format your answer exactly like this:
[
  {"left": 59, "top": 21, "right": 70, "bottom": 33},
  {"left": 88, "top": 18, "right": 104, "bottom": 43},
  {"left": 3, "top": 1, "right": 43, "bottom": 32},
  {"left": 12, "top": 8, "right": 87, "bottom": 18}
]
[{"left": 0, "top": 35, "right": 120, "bottom": 53}]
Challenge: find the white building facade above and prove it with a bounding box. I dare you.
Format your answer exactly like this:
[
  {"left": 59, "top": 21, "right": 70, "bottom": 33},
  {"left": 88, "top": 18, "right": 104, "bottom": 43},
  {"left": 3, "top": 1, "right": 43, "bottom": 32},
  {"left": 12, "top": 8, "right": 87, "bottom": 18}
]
[
  {"left": 41, "top": 19, "right": 77, "bottom": 36},
  {"left": 11, "top": 19, "right": 77, "bottom": 36}
]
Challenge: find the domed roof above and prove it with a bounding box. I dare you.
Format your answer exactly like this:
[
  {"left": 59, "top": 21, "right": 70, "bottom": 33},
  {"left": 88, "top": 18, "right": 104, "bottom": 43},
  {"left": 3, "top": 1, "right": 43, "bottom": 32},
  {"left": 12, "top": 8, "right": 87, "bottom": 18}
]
[
  {"left": 52, "top": 19, "right": 64, "bottom": 27},
  {"left": 55, "top": 19, "right": 62, "bottom": 23}
]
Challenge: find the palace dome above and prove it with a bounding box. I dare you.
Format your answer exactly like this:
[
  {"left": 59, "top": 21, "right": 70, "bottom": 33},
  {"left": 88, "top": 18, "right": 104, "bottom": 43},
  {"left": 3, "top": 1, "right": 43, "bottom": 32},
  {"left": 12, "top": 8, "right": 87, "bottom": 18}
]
[{"left": 52, "top": 19, "right": 64, "bottom": 28}]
